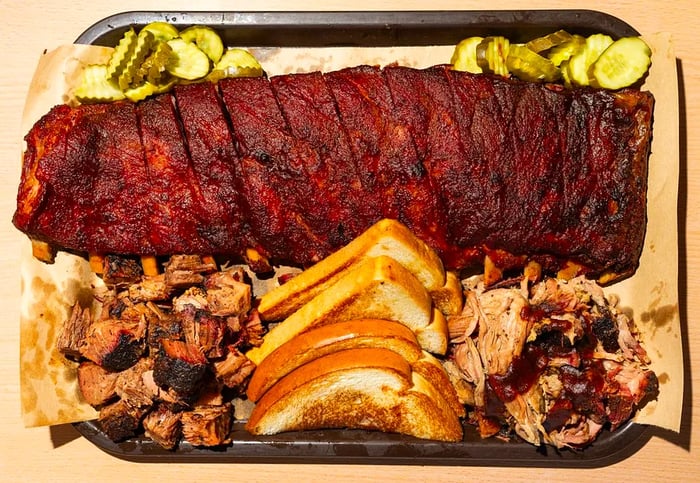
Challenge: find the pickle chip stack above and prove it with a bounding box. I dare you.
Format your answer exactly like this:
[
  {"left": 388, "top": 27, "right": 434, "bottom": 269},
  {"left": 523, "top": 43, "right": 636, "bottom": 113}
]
[
  {"left": 74, "top": 22, "right": 264, "bottom": 103},
  {"left": 451, "top": 30, "right": 652, "bottom": 89}
]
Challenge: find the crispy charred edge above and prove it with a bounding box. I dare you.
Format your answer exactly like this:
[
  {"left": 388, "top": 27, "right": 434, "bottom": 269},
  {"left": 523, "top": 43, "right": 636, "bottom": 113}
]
[{"left": 64, "top": 253, "right": 258, "bottom": 448}]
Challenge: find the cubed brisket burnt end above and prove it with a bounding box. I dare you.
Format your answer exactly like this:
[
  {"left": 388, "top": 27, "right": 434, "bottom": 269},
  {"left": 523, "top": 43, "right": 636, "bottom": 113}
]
[
  {"left": 194, "top": 377, "right": 226, "bottom": 406},
  {"left": 101, "top": 254, "right": 143, "bottom": 286},
  {"left": 143, "top": 403, "right": 182, "bottom": 450},
  {"left": 177, "top": 304, "right": 227, "bottom": 359},
  {"left": 77, "top": 361, "right": 118, "bottom": 406},
  {"left": 57, "top": 303, "right": 92, "bottom": 360},
  {"left": 204, "top": 269, "right": 252, "bottom": 317},
  {"left": 153, "top": 339, "right": 208, "bottom": 396},
  {"left": 115, "top": 357, "right": 156, "bottom": 406},
  {"left": 79, "top": 318, "right": 146, "bottom": 371},
  {"left": 128, "top": 274, "right": 174, "bottom": 302},
  {"left": 241, "top": 309, "right": 265, "bottom": 347},
  {"left": 212, "top": 346, "right": 256, "bottom": 389},
  {"left": 163, "top": 254, "right": 217, "bottom": 288},
  {"left": 180, "top": 404, "right": 233, "bottom": 447},
  {"left": 65, "top": 252, "right": 261, "bottom": 449},
  {"left": 146, "top": 312, "right": 183, "bottom": 352},
  {"left": 98, "top": 397, "right": 149, "bottom": 442}
]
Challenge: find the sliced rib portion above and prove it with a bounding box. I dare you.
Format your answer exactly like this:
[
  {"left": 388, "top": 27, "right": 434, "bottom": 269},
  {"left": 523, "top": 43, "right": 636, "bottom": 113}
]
[
  {"left": 88, "top": 102, "right": 153, "bottom": 253},
  {"left": 218, "top": 77, "right": 331, "bottom": 265},
  {"left": 16, "top": 102, "right": 153, "bottom": 253},
  {"left": 136, "top": 94, "right": 208, "bottom": 254},
  {"left": 270, "top": 71, "right": 373, "bottom": 244},
  {"left": 384, "top": 65, "right": 477, "bottom": 268},
  {"left": 324, "top": 66, "right": 449, "bottom": 257},
  {"left": 446, "top": 71, "right": 569, "bottom": 255},
  {"left": 445, "top": 71, "right": 651, "bottom": 276},
  {"left": 173, "top": 82, "right": 248, "bottom": 253}
]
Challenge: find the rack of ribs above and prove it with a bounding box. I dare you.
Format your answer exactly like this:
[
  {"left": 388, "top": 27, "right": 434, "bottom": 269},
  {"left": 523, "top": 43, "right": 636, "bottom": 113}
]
[{"left": 12, "top": 65, "right": 654, "bottom": 281}]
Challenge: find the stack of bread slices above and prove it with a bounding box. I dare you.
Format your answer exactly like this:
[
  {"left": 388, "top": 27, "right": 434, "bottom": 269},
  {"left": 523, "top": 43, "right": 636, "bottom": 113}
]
[{"left": 244, "top": 219, "right": 466, "bottom": 442}]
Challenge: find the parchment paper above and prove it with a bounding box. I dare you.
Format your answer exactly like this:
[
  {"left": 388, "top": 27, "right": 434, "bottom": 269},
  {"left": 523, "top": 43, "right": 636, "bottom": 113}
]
[{"left": 18, "top": 34, "right": 681, "bottom": 432}]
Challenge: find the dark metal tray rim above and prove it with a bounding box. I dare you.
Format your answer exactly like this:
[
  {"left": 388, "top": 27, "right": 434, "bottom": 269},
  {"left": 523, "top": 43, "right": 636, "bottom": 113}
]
[
  {"left": 72, "top": 9, "right": 649, "bottom": 467},
  {"left": 74, "top": 420, "right": 653, "bottom": 467},
  {"left": 75, "top": 9, "right": 640, "bottom": 47}
]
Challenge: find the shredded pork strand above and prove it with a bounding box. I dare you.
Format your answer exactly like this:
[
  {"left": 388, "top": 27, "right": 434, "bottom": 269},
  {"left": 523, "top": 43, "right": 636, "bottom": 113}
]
[
  {"left": 476, "top": 288, "right": 531, "bottom": 376},
  {"left": 504, "top": 385, "right": 547, "bottom": 445}
]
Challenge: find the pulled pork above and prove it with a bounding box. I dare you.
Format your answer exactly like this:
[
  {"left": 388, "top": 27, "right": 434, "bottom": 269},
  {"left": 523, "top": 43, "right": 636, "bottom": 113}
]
[{"left": 447, "top": 274, "right": 658, "bottom": 448}]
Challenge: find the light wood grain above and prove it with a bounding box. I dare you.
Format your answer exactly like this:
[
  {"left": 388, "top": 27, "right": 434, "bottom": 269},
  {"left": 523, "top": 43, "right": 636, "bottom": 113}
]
[{"left": 0, "top": 1, "right": 697, "bottom": 481}]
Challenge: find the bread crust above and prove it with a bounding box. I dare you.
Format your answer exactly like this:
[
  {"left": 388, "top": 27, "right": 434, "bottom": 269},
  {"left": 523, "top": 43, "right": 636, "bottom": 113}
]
[{"left": 430, "top": 270, "right": 464, "bottom": 316}]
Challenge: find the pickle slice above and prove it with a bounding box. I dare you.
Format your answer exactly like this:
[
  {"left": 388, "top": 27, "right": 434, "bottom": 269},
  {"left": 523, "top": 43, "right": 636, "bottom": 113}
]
[
  {"left": 166, "top": 38, "right": 211, "bottom": 80},
  {"left": 123, "top": 82, "right": 159, "bottom": 102},
  {"left": 525, "top": 30, "right": 573, "bottom": 53},
  {"left": 547, "top": 34, "right": 586, "bottom": 67},
  {"left": 105, "top": 27, "right": 137, "bottom": 79},
  {"left": 74, "top": 64, "right": 125, "bottom": 103},
  {"left": 563, "top": 33, "right": 614, "bottom": 87},
  {"left": 180, "top": 25, "right": 224, "bottom": 63},
  {"left": 506, "top": 44, "right": 560, "bottom": 83},
  {"left": 117, "top": 29, "right": 156, "bottom": 90},
  {"left": 592, "top": 37, "right": 652, "bottom": 89},
  {"left": 476, "top": 36, "right": 510, "bottom": 77},
  {"left": 141, "top": 21, "right": 179, "bottom": 42},
  {"left": 451, "top": 37, "right": 484, "bottom": 74},
  {"left": 153, "top": 78, "right": 178, "bottom": 93},
  {"left": 206, "top": 48, "right": 264, "bottom": 82},
  {"left": 132, "top": 41, "right": 174, "bottom": 86}
]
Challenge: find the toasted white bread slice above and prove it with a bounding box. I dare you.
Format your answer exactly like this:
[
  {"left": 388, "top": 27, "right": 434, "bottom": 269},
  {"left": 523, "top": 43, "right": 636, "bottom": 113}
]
[
  {"left": 246, "top": 348, "right": 413, "bottom": 433},
  {"left": 246, "top": 319, "right": 423, "bottom": 402},
  {"left": 415, "top": 308, "right": 449, "bottom": 356},
  {"left": 245, "top": 347, "right": 463, "bottom": 442},
  {"left": 408, "top": 371, "right": 464, "bottom": 439},
  {"left": 430, "top": 270, "right": 464, "bottom": 316},
  {"left": 411, "top": 351, "right": 466, "bottom": 419},
  {"left": 246, "top": 255, "right": 434, "bottom": 365},
  {"left": 258, "top": 219, "right": 446, "bottom": 321}
]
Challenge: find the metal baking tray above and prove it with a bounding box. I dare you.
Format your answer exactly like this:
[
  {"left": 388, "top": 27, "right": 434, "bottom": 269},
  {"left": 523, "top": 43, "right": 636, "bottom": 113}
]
[{"left": 72, "top": 10, "right": 652, "bottom": 466}]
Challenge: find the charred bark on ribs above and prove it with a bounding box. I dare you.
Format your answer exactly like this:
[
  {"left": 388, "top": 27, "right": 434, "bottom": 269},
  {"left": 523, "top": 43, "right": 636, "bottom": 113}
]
[
  {"left": 13, "top": 66, "right": 653, "bottom": 282},
  {"left": 66, "top": 254, "right": 257, "bottom": 448}
]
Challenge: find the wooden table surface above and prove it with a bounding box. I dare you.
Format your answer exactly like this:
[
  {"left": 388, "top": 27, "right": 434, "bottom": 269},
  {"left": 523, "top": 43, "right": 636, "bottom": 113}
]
[{"left": 1, "top": 1, "right": 696, "bottom": 481}]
